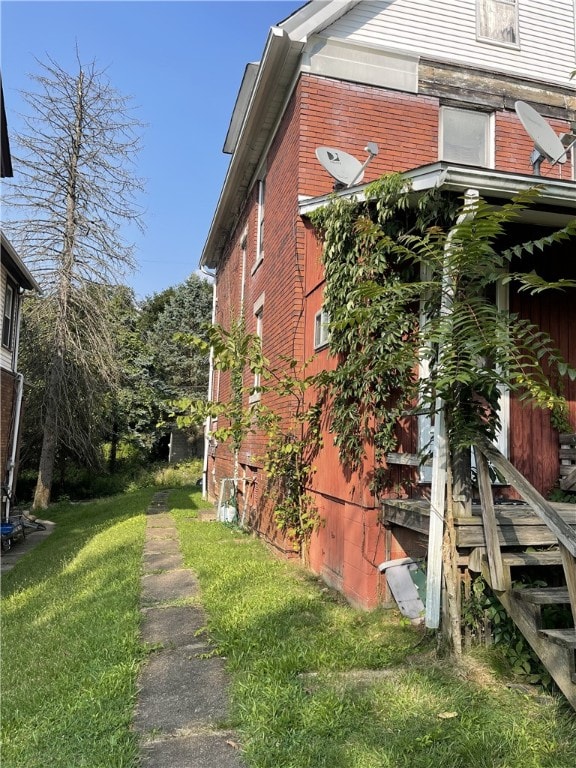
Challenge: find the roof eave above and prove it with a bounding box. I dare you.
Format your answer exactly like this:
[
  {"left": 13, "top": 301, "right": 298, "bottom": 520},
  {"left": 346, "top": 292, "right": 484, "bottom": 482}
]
[
  {"left": 298, "top": 162, "right": 576, "bottom": 224},
  {"left": 200, "top": 27, "right": 304, "bottom": 269},
  {"left": 1, "top": 232, "right": 42, "bottom": 293}
]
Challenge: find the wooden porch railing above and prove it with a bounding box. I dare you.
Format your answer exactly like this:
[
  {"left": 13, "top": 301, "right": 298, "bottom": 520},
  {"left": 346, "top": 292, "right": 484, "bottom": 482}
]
[{"left": 474, "top": 437, "right": 576, "bottom": 625}]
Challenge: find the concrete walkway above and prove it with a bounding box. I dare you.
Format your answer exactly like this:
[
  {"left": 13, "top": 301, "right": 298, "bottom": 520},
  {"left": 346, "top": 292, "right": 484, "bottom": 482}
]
[
  {"left": 0, "top": 517, "right": 55, "bottom": 575},
  {"left": 134, "top": 491, "right": 245, "bottom": 768}
]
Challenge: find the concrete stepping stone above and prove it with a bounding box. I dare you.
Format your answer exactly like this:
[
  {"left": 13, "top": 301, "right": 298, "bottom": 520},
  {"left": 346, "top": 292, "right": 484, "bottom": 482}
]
[
  {"left": 147, "top": 528, "right": 179, "bottom": 540},
  {"left": 144, "top": 538, "right": 181, "bottom": 556},
  {"left": 143, "top": 552, "right": 183, "bottom": 573},
  {"left": 140, "top": 731, "right": 244, "bottom": 768},
  {"left": 146, "top": 514, "right": 174, "bottom": 527},
  {"left": 141, "top": 569, "right": 199, "bottom": 604},
  {"left": 134, "top": 651, "right": 231, "bottom": 733},
  {"left": 141, "top": 605, "right": 207, "bottom": 648}
]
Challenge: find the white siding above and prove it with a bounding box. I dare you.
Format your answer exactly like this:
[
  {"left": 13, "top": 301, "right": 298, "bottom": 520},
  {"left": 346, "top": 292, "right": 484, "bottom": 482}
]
[{"left": 321, "top": 0, "right": 576, "bottom": 89}]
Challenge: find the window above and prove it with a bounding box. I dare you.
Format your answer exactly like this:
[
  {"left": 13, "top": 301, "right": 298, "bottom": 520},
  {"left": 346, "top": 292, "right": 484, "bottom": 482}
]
[
  {"left": 250, "top": 293, "right": 265, "bottom": 403},
  {"left": 477, "top": 0, "right": 518, "bottom": 47},
  {"left": 314, "top": 308, "right": 330, "bottom": 350},
  {"left": 2, "top": 280, "right": 16, "bottom": 350},
  {"left": 440, "top": 107, "right": 492, "bottom": 168},
  {"left": 255, "top": 178, "right": 265, "bottom": 266}
]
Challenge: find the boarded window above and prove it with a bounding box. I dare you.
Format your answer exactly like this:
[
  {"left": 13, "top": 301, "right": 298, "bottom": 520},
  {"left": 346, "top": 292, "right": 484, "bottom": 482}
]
[{"left": 477, "top": 0, "right": 518, "bottom": 46}]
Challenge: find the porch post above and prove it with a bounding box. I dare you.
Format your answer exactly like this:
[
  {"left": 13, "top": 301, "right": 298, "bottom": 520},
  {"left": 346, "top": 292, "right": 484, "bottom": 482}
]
[{"left": 425, "top": 189, "right": 479, "bottom": 629}]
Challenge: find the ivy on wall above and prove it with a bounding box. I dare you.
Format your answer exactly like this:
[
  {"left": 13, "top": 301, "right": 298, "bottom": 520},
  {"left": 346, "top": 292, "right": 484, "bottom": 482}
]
[{"left": 311, "top": 174, "right": 576, "bottom": 493}]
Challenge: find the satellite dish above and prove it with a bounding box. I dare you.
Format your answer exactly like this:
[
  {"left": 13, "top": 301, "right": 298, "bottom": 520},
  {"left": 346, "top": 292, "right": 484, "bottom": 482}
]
[
  {"left": 315, "top": 143, "right": 378, "bottom": 189},
  {"left": 514, "top": 100, "right": 567, "bottom": 175},
  {"left": 315, "top": 147, "right": 365, "bottom": 188}
]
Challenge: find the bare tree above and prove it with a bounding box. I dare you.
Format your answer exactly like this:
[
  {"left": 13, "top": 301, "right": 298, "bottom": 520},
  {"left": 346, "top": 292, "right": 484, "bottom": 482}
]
[{"left": 2, "top": 54, "right": 144, "bottom": 508}]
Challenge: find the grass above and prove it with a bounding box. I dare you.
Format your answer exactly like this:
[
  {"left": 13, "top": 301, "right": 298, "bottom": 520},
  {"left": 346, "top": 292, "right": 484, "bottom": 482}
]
[
  {"left": 1, "top": 489, "right": 153, "bottom": 768},
  {"left": 2, "top": 482, "right": 576, "bottom": 768},
  {"left": 170, "top": 495, "right": 576, "bottom": 768}
]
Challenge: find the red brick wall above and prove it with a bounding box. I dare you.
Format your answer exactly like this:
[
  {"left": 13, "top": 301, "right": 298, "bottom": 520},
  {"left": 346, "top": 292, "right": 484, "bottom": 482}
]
[
  {"left": 209, "top": 70, "right": 575, "bottom": 609},
  {"left": 299, "top": 75, "right": 439, "bottom": 195}
]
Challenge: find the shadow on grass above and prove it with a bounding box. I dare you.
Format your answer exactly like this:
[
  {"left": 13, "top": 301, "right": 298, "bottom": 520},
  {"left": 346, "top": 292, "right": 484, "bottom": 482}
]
[{"left": 1, "top": 487, "right": 155, "bottom": 768}]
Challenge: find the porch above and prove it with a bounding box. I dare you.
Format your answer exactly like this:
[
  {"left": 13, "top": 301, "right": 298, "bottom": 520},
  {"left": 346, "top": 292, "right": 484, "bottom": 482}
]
[{"left": 382, "top": 436, "right": 576, "bottom": 708}]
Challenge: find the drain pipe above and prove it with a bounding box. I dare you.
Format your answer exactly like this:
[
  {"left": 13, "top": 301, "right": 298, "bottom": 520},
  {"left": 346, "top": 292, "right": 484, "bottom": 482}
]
[
  {"left": 5, "top": 373, "right": 24, "bottom": 520},
  {"left": 200, "top": 264, "right": 216, "bottom": 500}
]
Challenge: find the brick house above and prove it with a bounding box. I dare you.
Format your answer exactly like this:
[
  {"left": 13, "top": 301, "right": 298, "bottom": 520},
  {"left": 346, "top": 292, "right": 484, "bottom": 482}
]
[
  {"left": 1, "top": 77, "right": 40, "bottom": 518},
  {"left": 200, "top": 0, "right": 576, "bottom": 610}
]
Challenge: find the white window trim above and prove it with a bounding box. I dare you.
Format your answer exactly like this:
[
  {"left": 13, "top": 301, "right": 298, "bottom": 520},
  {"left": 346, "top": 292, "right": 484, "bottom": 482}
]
[
  {"left": 2, "top": 280, "right": 16, "bottom": 350},
  {"left": 252, "top": 178, "right": 265, "bottom": 274},
  {"left": 314, "top": 307, "right": 330, "bottom": 350},
  {"left": 249, "top": 293, "right": 265, "bottom": 404},
  {"left": 439, "top": 106, "right": 494, "bottom": 170},
  {"left": 476, "top": 0, "right": 520, "bottom": 50}
]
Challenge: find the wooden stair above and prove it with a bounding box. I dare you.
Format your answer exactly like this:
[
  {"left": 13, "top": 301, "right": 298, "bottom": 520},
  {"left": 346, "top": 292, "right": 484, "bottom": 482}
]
[{"left": 473, "top": 548, "right": 576, "bottom": 707}]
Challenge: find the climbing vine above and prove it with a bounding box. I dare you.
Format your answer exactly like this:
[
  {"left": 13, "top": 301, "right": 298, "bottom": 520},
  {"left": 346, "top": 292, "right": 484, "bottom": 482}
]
[{"left": 311, "top": 174, "right": 576, "bottom": 492}]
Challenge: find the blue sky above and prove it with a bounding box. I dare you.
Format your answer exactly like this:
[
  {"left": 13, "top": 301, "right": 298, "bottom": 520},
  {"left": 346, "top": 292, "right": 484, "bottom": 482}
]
[{"left": 1, "top": 0, "right": 305, "bottom": 299}]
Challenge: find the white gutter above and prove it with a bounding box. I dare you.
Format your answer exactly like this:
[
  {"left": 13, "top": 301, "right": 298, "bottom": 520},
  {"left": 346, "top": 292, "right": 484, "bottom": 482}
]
[
  {"left": 200, "top": 28, "right": 304, "bottom": 269},
  {"left": 298, "top": 162, "right": 576, "bottom": 217}
]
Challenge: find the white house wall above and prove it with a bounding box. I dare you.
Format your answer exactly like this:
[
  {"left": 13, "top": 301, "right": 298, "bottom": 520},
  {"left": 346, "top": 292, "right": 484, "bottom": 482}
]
[{"left": 320, "top": 0, "right": 576, "bottom": 89}]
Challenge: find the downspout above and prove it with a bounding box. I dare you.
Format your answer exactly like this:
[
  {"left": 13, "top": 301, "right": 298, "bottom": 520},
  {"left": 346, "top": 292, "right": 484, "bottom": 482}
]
[
  {"left": 5, "top": 291, "right": 25, "bottom": 520},
  {"left": 200, "top": 265, "right": 216, "bottom": 500},
  {"left": 425, "top": 189, "right": 479, "bottom": 629},
  {"left": 5, "top": 373, "right": 24, "bottom": 520}
]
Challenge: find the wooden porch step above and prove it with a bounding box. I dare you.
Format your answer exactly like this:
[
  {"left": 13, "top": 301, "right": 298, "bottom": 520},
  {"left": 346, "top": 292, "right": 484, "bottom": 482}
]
[
  {"left": 538, "top": 628, "right": 576, "bottom": 649},
  {"left": 501, "top": 550, "right": 563, "bottom": 567},
  {"left": 512, "top": 586, "right": 570, "bottom": 605},
  {"left": 469, "top": 547, "right": 563, "bottom": 572}
]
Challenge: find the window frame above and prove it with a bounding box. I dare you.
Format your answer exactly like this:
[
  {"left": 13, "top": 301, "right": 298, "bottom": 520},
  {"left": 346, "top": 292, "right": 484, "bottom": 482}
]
[
  {"left": 476, "top": 0, "right": 519, "bottom": 49},
  {"left": 249, "top": 293, "right": 265, "bottom": 403},
  {"left": 314, "top": 307, "right": 330, "bottom": 350},
  {"left": 439, "top": 106, "right": 494, "bottom": 169},
  {"left": 2, "top": 279, "right": 17, "bottom": 351},
  {"left": 252, "top": 177, "right": 266, "bottom": 274}
]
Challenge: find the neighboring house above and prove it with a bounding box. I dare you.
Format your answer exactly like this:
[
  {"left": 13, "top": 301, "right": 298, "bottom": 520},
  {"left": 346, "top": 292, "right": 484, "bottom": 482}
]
[
  {"left": 1, "top": 78, "right": 40, "bottom": 518},
  {"left": 200, "top": 0, "right": 576, "bottom": 612}
]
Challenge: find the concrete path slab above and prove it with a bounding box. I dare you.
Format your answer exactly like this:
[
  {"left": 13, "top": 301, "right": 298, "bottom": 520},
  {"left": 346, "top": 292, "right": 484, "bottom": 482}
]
[
  {"left": 0, "top": 520, "right": 56, "bottom": 574},
  {"left": 135, "top": 650, "right": 230, "bottom": 732},
  {"left": 144, "top": 538, "right": 181, "bottom": 556},
  {"left": 141, "top": 605, "right": 207, "bottom": 647},
  {"left": 140, "top": 731, "right": 243, "bottom": 768},
  {"left": 135, "top": 491, "right": 245, "bottom": 767},
  {"left": 147, "top": 528, "right": 179, "bottom": 539},
  {"left": 143, "top": 552, "right": 184, "bottom": 572},
  {"left": 141, "top": 569, "right": 199, "bottom": 604},
  {"left": 146, "top": 514, "right": 175, "bottom": 527}
]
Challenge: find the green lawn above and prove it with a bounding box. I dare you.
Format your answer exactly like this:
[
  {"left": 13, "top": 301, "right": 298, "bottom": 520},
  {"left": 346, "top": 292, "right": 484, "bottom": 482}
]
[
  {"left": 1, "top": 490, "right": 152, "bottom": 768},
  {"left": 2, "top": 486, "right": 576, "bottom": 768},
  {"left": 170, "top": 490, "right": 576, "bottom": 768}
]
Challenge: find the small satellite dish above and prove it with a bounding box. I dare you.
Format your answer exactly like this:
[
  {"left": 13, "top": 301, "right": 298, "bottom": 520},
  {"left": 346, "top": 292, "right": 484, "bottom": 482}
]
[
  {"left": 315, "top": 143, "right": 378, "bottom": 190},
  {"left": 514, "top": 100, "right": 567, "bottom": 175},
  {"left": 315, "top": 147, "right": 364, "bottom": 188}
]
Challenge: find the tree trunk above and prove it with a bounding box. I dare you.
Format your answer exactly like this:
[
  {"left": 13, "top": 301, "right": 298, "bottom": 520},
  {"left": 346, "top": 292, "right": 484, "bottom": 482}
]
[
  {"left": 109, "top": 420, "right": 119, "bottom": 474},
  {"left": 33, "top": 372, "right": 60, "bottom": 509}
]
